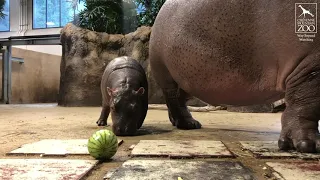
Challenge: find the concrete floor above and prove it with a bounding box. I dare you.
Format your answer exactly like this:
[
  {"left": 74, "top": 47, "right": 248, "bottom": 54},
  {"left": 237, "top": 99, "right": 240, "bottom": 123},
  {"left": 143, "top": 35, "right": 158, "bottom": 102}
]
[{"left": 0, "top": 103, "right": 318, "bottom": 180}]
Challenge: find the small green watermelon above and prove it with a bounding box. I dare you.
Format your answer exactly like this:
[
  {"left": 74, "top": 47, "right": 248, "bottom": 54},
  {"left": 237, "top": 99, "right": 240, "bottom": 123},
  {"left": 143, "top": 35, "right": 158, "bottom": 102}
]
[{"left": 87, "top": 129, "right": 118, "bottom": 160}]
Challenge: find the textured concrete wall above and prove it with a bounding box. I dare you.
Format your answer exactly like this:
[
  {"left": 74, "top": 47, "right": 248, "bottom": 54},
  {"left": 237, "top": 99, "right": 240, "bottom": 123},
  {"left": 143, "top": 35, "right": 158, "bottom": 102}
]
[{"left": 0, "top": 48, "right": 61, "bottom": 104}]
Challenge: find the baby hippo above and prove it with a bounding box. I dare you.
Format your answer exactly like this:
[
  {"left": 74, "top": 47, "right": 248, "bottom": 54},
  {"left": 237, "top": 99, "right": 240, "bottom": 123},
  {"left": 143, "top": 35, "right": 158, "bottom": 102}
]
[{"left": 96, "top": 56, "right": 148, "bottom": 136}]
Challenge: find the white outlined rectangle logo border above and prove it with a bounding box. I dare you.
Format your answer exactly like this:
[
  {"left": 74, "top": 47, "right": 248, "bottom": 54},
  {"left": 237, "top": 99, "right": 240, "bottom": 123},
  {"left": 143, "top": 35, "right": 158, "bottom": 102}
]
[{"left": 295, "top": 3, "right": 317, "bottom": 34}]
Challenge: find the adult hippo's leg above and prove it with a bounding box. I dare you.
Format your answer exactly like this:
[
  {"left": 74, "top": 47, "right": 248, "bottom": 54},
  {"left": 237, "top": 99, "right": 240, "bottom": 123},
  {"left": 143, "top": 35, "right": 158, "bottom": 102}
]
[
  {"left": 150, "top": 57, "right": 201, "bottom": 130},
  {"left": 167, "top": 89, "right": 195, "bottom": 126},
  {"left": 163, "top": 87, "right": 202, "bottom": 129},
  {"left": 278, "top": 55, "right": 320, "bottom": 153}
]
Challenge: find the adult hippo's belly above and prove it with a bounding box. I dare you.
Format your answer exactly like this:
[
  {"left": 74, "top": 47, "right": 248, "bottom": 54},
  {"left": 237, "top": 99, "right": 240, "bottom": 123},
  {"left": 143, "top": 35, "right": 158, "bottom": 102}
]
[{"left": 149, "top": 0, "right": 320, "bottom": 153}]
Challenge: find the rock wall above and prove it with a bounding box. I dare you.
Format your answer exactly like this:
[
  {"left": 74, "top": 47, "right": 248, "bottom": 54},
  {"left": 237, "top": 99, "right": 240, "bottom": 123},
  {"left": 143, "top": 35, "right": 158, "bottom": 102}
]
[{"left": 58, "top": 23, "right": 171, "bottom": 106}]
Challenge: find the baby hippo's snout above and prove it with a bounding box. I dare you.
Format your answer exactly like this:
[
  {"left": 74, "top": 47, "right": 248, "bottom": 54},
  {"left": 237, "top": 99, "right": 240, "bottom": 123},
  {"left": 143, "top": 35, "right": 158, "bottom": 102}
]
[{"left": 112, "top": 123, "right": 138, "bottom": 136}]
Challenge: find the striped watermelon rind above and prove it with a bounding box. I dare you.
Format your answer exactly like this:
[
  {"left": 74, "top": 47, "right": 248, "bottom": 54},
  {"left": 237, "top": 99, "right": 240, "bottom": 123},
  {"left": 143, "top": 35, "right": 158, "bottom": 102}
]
[{"left": 87, "top": 129, "right": 118, "bottom": 160}]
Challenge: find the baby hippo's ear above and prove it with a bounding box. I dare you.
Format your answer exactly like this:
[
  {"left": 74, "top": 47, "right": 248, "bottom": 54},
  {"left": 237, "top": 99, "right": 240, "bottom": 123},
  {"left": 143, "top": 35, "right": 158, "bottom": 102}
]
[
  {"left": 135, "top": 87, "right": 145, "bottom": 95},
  {"left": 107, "top": 87, "right": 117, "bottom": 96}
]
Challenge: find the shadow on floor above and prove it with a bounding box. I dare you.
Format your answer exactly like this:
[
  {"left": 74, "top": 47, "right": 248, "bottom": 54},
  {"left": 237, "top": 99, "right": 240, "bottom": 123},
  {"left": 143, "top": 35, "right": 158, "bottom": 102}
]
[{"left": 135, "top": 125, "right": 173, "bottom": 136}]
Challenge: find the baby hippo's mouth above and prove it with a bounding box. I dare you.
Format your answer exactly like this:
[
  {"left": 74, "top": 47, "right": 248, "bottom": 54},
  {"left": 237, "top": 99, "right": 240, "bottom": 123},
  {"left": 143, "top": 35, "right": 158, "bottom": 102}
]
[{"left": 112, "top": 124, "right": 137, "bottom": 136}]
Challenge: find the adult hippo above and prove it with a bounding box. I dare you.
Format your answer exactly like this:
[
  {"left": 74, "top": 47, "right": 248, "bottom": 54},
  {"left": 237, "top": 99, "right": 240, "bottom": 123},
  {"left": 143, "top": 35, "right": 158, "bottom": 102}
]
[
  {"left": 149, "top": 0, "right": 320, "bottom": 153},
  {"left": 96, "top": 56, "right": 148, "bottom": 136}
]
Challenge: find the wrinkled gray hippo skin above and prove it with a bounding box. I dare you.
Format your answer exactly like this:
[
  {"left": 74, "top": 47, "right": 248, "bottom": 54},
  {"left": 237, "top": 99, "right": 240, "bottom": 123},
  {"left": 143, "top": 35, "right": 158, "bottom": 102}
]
[
  {"left": 149, "top": 0, "right": 320, "bottom": 153},
  {"left": 96, "top": 56, "right": 148, "bottom": 136}
]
